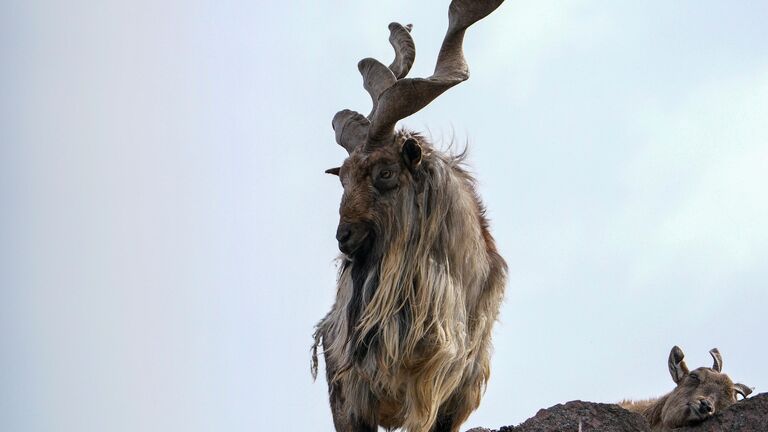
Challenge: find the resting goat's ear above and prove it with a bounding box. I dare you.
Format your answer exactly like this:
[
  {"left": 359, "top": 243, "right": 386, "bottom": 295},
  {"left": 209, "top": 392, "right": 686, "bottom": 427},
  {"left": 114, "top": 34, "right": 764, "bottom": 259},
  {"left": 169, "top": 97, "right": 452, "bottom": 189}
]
[
  {"left": 734, "top": 383, "right": 754, "bottom": 399},
  {"left": 709, "top": 348, "right": 723, "bottom": 372},
  {"left": 325, "top": 167, "right": 341, "bottom": 176},
  {"left": 668, "top": 345, "right": 690, "bottom": 384}
]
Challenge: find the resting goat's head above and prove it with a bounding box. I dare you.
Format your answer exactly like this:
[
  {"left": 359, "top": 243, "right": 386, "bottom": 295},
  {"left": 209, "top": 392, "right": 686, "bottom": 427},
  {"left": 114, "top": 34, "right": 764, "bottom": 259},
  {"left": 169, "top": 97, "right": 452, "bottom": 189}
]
[
  {"left": 325, "top": 5, "right": 489, "bottom": 258},
  {"left": 657, "top": 346, "right": 752, "bottom": 428}
]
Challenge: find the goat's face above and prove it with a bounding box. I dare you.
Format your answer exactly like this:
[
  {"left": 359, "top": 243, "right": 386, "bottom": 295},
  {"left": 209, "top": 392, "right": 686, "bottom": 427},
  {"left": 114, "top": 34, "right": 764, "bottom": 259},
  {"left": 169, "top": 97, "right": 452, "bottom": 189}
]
[
  {"left": 660, "top": 346, "right": 752, "bottom": 428},
  {"left": 328, "top": 136, "right": 423, "bottom": 258},
  {"left": 662, "top": 366, "right": 738, "bottom": 426}
]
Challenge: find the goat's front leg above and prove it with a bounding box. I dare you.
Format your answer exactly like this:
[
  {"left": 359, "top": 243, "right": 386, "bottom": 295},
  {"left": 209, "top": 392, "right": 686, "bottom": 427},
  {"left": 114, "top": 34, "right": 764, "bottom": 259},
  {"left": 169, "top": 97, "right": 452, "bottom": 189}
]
[
  {"left": 429, "top": 410, "right": 463, "bottom": 432},
  {"left": 327, "top": 382, "right": 377, "bottom": 432}
]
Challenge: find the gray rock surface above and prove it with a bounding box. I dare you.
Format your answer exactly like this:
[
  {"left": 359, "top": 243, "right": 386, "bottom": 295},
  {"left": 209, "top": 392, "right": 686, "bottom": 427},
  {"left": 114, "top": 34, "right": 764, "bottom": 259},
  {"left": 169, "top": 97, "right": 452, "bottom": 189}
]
[
  {"left": 672, "top": 392, "right": 768, "bottom": 432},
  {"left": 467, "top": 392, "right": 767, "bottom": 432}
]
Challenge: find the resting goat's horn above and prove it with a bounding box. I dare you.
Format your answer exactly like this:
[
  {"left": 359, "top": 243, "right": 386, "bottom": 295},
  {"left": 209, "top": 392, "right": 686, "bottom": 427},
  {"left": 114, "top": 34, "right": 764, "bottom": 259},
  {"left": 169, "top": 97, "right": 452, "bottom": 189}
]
[
  {"left": 331, "top": 0, "right": 505, "bottom": 153},
  {"left": 733, "top": 383, "right": 753, "bottom": 399},
  {"left": 709, "top": 348, "right": 723, "bottom": 372}
]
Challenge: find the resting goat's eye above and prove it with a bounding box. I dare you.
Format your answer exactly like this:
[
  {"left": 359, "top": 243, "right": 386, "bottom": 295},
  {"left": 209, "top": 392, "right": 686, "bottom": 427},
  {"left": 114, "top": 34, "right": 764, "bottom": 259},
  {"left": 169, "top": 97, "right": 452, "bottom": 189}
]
[
  {"left": 379, "top": 170, "right": 393, "bottom": 179},
  {"left": 689, "top": 373, "right": 700, "bottom": 382}
]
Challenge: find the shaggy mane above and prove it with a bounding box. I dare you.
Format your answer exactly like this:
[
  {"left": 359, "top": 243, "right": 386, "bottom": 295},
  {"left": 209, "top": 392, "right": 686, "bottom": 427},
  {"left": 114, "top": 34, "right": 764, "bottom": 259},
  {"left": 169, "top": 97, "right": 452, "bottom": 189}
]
[{"left": 313, "top": 133, "right": 506, "bottom": 431}]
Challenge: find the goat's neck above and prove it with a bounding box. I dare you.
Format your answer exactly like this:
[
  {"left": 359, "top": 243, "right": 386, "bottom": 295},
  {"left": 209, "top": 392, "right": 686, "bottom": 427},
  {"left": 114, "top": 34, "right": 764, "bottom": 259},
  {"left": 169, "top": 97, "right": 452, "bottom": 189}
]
[{"left": 643, "top": 393, "right": 669, "bottom": 432}]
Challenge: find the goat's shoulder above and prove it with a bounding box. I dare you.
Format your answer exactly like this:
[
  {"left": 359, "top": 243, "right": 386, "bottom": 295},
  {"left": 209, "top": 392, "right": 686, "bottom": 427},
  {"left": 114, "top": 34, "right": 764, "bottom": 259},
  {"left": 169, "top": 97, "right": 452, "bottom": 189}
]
[{"left": 618, "top": 398, "right": 658, "bottom": 413}]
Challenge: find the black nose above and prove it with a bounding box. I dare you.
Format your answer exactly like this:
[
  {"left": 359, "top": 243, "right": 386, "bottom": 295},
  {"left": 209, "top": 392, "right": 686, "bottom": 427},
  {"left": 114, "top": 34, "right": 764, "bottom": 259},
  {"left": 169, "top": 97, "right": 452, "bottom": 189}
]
[
  {"left": 699, "top": 399, "right": 713, "bottom": 414},
  {"left": 336, "top": 224, "right": 352, "bottom": 244},
  {"left": 335, "top": 223, "right": 368, "bottom": 255}
]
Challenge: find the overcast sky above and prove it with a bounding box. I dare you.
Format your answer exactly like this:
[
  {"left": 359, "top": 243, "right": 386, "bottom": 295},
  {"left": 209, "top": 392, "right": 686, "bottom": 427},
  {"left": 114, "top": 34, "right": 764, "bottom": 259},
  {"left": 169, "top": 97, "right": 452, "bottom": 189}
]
[{"left": 2, "top": 1, "right": 767, "bottom": 431}]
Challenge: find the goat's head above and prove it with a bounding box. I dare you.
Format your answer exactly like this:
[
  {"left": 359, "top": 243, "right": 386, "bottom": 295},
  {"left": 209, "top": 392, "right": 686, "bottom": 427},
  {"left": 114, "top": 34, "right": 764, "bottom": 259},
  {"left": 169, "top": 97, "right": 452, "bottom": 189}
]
[
  {"left": 660, "top": 346, "right": 752, "bottom": 428},
  {"left": 325, "top": 1, "right": 504, "bottom": 258},
  {"left": 327, "top": 132, "right": 424, "bottom": 258}
]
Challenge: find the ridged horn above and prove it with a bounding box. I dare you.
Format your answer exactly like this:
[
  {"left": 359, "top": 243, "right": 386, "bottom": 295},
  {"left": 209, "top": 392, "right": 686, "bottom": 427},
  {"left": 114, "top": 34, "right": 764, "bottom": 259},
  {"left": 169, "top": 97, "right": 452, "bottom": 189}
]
[
  {"left": 332, "top": 110, "right": 370, "bottom": 154},
  {"left": 367, "top": 0, "right": 505, "bottom": 145},
  {"left": 387, "top": 23, "right": 415, "bottom": 79},
  {"left": 331, "top": 0, "right": 505, "bottom": 151}
]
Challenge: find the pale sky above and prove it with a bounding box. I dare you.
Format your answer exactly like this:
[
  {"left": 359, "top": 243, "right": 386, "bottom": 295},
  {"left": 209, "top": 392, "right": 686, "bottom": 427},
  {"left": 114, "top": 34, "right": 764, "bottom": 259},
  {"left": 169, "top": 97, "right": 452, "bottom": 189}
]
[{"left": 1, "top": 1, "right": 767, "bottom": 431}]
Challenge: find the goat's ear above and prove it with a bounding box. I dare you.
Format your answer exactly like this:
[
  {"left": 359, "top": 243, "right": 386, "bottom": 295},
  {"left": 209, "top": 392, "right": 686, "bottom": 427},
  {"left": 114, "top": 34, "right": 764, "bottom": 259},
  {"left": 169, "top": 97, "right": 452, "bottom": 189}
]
[
  {"left": 401, "top": 138, "right": 422, "bottom": 171},
  {"left": 325, "top": 167, "right": 341, "bottom": 176},
  {"left": 668, "top": 345, "right": 689, "bottom": 384},
  {"left": 709, "top": 348, "right": 723, "bottom": 372},
  {"left": 733, "top": 383, "right": 753, "bottom": 399}
]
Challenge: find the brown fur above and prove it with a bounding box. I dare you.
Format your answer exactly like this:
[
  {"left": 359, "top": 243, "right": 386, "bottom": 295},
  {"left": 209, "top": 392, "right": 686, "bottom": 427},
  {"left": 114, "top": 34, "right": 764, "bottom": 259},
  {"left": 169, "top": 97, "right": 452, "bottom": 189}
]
[
  {"left": 312, "top": 132, "right": 507, "bottom": 432},
  {"left": 619, "top": 346, "right": 752, "bottom": 432}
]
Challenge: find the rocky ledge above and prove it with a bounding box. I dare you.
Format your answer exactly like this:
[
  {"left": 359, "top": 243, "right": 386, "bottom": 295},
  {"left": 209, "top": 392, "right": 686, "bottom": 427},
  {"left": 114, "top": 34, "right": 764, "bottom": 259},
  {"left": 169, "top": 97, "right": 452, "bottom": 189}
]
[{"left": 467, "top": 392, "right": 767, "bottom": 432}]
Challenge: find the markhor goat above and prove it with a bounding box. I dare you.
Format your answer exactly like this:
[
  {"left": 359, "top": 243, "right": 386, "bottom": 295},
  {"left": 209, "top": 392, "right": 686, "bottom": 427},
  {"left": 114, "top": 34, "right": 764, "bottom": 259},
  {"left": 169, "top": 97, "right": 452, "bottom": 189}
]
[
  {"left": 620, "top": 346, "right": 753, "bottom": 432},
  {"left": 311, "top": 1, "right": 507, "bottom": 431}
]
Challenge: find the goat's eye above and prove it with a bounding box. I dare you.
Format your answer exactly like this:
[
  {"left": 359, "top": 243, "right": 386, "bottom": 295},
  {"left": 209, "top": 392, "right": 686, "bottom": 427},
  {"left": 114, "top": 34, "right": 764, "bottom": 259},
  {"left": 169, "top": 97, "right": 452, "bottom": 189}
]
[
  {"left": 689, "top": 373, "right": 700, "bottom": 382},
  {"left": 373, "top": 166, "right": 399, "bottom": 191}
]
